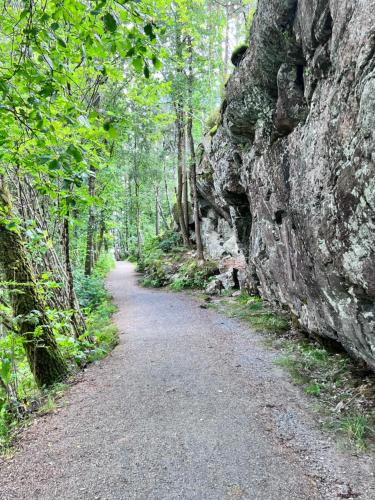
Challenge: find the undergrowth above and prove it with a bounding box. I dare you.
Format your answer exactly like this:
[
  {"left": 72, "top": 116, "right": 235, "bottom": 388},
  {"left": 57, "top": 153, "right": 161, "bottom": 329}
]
[
  {"left": 138, "top": 231, "right": 218, "bottom": 291},
  {"left": 0, "top": 254, "right": 118, "bottom": 453}
]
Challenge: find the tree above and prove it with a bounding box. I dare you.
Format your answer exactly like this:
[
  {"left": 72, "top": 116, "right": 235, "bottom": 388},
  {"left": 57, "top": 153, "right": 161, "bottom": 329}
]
[{"left": 186, "top": 34, "right": 204, "bottom": 261}]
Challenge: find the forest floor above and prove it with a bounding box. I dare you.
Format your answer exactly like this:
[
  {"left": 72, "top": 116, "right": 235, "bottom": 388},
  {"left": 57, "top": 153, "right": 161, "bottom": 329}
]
[{"left": 0, "top": 261, "right": 374, "bottom": 499}]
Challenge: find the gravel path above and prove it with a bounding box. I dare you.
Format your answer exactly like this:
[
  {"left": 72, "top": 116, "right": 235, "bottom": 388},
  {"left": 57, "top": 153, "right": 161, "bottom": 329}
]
[{"left": 1, "top": 261, "right": 374, "bottom": 499}]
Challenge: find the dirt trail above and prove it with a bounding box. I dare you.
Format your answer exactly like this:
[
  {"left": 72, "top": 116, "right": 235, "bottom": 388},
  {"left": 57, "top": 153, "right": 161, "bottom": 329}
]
[{"left": 1, "top": 261, "right": 374, "bottom": 499}]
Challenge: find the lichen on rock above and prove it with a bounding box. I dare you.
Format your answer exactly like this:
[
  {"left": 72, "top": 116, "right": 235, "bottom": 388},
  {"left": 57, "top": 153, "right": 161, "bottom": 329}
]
[{"left": 196, "top": 0, "right": 375, "bottom": 368}]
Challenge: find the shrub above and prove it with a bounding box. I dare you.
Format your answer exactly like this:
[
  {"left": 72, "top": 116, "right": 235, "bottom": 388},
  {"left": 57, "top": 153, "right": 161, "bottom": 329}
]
[
  {"left": 73, "top": 254, "right": 116, "bottom": 311},
  {"left": 138, "top": 229, "right": 218, "bottom": 291},
  {"left": 74, "top": 271, "right": 108, "bottom": 310},
  {"left": 169, "top": 259, "right": 218, "bottom": 291}
]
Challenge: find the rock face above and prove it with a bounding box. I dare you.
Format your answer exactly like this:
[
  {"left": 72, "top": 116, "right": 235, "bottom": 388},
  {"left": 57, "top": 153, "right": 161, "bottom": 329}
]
[{"left": 197, "top": 0, "right": 375, "bottom": 368}]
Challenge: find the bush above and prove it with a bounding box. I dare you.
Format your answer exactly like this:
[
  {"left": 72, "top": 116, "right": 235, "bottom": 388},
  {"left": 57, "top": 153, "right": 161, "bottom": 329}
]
[
  {"left": 169, "top": 259, "right": 218, "bottom": 291},
  {"left": 157, "top": 231, "right": 182, "bottom": 253},
  {"left": 74, "top": 271, "right": 109, "bottom": 310},
  {"left": 74, "top": 254, "right": 116, "bottom": 311}
]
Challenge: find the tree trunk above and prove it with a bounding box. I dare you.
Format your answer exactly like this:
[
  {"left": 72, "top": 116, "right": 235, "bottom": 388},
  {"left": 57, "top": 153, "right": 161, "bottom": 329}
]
[
  {"left": 155, "top": 185, "right": 160, "bottom": 236},
  {"left": 124, "top": 175, "right": 130, "bottom": 254},
  {"left": 187, "top": 35, "right": 204, "bottom": 261},
  {"left": 84, "top": 167, "right": 96, "bottom": 276},
  {"left": 174, "top": 20, "right": 191, "bottom": 247},
  {"left": 61, "top": 211, "right": 85, "bottom": 338},
  {"left": 0, "top": 179, "right": 68, "bottom": 387},
  {"left": 183, "top": 116, "right": 190, "bottom": 231},
  {"left": 96, "top": 215, "right": 106, "bottom": 260},
  {"left": 135, "top": 180, "right": 142, "bottom": 259},
  {"left": 175, "top": 111, "right": 191, "bottom": 247},
  {"left": 157, "top": 198, "right": 170, "bottom": 230},
  {"left": 163, "top": 162, "right": 173, "bottom": 221}
]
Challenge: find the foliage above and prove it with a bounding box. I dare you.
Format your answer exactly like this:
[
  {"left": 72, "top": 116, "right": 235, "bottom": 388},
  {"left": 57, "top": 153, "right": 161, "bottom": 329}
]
[
  {"left": 84, "top": 299, "right": 118, "bottom": 364},
  {"left": 143, "top": 231, "right": 182, "bottom": 256},
  {"left": 206, "top": 109, "right": 221, "bottom": 130},
  {"left": 206, "top": 291, "right": 375, "bottom": 450},
  {"left": 169, "top": 260, "right": 219, "bottom": 291},
  {"left": 217, "top": 293, "right": 375, "bottom": 451},
  {"left": 338, "top": 416, "right": 372, "bottom": 449},
  {"left": 138, "top": 231, "right": 217, "bottom": 290},
  {"left": 74, "top": 254, "right": 116, "bottom": 310}
]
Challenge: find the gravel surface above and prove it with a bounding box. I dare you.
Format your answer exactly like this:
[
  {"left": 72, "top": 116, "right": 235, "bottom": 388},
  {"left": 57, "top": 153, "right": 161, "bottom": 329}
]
[{"left": 0, "top": 261, "right": 374, "bottom": 500}]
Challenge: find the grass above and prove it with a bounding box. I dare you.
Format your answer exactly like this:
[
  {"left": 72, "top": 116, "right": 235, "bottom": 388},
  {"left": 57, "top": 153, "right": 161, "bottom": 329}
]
[
  {"left": 273, "top": 338, "right": 375, "bottom": 450},
  {"left": 207, "top": 292, "right": 375, "bottom": 451},
  {"left": 209, "top": 293, "right": 290, "bottom": 333},
  {"left": 338, "top": 416, "right": 372, "bottom": 449},
  {"left": 139, "top": 234, "right": 375, "bottom": 451},
  {"left": 0, "top": 381, "right": 69, "bottom": 451}
]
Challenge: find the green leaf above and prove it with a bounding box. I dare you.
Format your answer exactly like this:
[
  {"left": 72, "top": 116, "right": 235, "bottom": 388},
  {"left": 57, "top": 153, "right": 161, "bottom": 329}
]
[
  {"left": 38, "top": 82, "right": 55, "bottom": 97},
  {"left": 0, "top": 358, "right": 12, "bottom": 385},
  {"left": 5, "top": 221, "right": 18, "bottom": 233},
  {"left": 103, "top": 12, "right": 117, "bottom": 33},
  {"left": 152, "top": 56, "right": 162, "bottom": 70},
  {"left": 67, "top": 145, "right": 83, "bottom": 162},
  {"left": 132, "top": 56, "right": 143, "bottom": 72},
  {"left": 48, "top": 158, "right": 60, "bottom": 171},
  {"left": 144, "top": 23, "right": 155, "bottom": 40},
  {"left": 20, "top": 9, "right": 29, "bottom": 20},
  {"left": 126, "top": 47, "right": 135, "bottom": 57},
  {"left": 57, "top": 37, "right": 67, "bottom": 48},
  {"left": 39, "top": 154, "right": 53, "bottom": 164},
  {"left": 0, "top": 80, "right": 9, "bottom": 95},
  {"left": 144, "top": 64, "right": 150, "bottom": 78}
]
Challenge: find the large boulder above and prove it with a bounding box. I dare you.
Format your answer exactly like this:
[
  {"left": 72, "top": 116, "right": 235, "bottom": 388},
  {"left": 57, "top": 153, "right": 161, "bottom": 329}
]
[{"left": 197, "top": 0, "right": 375, "bottom": 368}]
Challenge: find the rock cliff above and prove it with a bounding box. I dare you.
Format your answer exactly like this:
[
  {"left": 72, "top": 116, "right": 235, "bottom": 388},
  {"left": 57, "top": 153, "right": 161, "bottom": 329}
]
[{"left": 197, "top": 0, "right": 375, "bottom": 368}]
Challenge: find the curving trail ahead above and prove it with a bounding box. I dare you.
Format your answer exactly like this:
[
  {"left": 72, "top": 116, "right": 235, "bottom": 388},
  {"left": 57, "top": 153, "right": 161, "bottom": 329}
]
[{"left": 1, "top": 262, "right": 374, "bottom": 500}]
